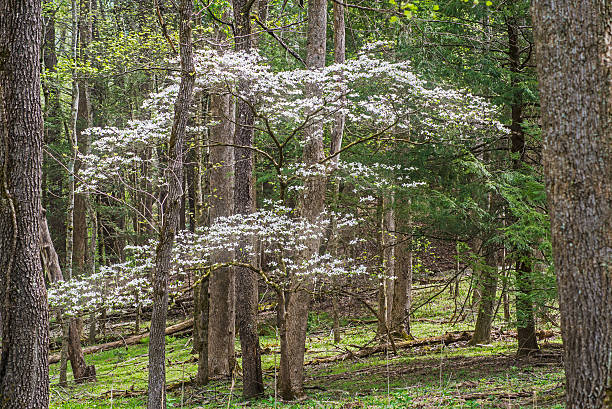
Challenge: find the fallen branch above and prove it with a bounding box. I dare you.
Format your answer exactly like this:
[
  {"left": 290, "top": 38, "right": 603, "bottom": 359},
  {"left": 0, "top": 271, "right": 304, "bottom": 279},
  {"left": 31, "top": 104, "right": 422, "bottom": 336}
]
[
  {"left": 49, "top": 319, "right": 193, "bottom": 364},
  {"left": 100, "top": 378, "right": 192, "bottom": 399},
  {"left": 459, "top": 390, "right": 532, "bottom": 401},
  {"left": 305, "top": 331, "right": 472, "bottom": 365}
]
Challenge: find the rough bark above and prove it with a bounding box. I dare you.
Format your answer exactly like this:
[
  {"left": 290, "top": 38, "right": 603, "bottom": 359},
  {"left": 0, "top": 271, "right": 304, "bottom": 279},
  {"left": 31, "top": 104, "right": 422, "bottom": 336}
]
[
  {"left": 147, "top": 0, "right": 195, "bottom": 407},
  {"left": 232, "top": 0, "right": 264, "bottom": 399},
  {"left": 206, "top": 91, "right": 235, "bottom": 379},
  {"left": 0, "top": 0, "right": 50, "bottom": 405},
  {"left": 279, "top": 0, "right": 328, "bottom": 400},
  {"left": 533, "top": 3, "right": 612, "bottom": 405}
]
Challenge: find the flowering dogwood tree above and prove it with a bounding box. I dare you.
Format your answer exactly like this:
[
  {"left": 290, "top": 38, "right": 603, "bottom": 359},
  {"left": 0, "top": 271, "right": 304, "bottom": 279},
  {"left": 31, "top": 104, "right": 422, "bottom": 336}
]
[{"left": 46, "top": 41, "right": 509, "bottom": 398}]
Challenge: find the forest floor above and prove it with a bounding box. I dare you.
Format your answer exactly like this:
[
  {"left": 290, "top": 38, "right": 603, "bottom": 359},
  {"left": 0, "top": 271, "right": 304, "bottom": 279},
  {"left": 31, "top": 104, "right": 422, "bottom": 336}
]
[{"left": 49, "top": 278, "right": 565, "bottom": 408}]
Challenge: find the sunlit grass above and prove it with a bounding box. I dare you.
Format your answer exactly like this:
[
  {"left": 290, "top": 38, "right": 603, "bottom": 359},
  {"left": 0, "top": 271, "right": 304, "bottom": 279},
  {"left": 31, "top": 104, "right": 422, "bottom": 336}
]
[{"left": 50, "top": 279, "right": 564, "bottom": 408}]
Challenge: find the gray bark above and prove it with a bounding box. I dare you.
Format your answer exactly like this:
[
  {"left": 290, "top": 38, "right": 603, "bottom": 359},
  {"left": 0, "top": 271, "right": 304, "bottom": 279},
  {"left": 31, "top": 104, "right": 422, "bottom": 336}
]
[
  {"left": 279, "top": 0, "right": 327, "bottom": 400},
  {"left": 329, "top": 0, "right": 346, "bottom": 344},
  {"left": 232, "top": 0, "right": 264, "bottom": 398},
  {"left": 391, "top": 218, "right": 413, "bottom": 336},
  {"left": 532, "top": 2, "right": 612, "bottom": 405},
  {"left": 206, "top": 91, "right": 235, "bottom": 379},
  {"left": 147, "top": 0, "right": 195, "bottom": 407}
]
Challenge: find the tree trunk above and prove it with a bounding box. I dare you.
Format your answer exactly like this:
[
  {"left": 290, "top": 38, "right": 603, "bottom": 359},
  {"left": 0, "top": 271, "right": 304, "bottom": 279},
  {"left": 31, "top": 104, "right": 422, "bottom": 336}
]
[
  {"left": 515, "top": 260, "right": 539, "bottom": 355},
  {"left": 74, "top": 0, "right": 93, "bottom": 274},
  {"left": 279, "top": 0, "right": 328, "bottom": 400},
  {"left": 59, "top": 321, "right": 69, "bottom": 386},
  {"left": 147, "top": 1, "right": 195, "bottom": 407},
  {"left": 195, "top": 276, "right": 209, "bottom": 385},
  {"left": 329, "top": 0, "right": 346, "bottom": 345},
  {"left": 330, "top": 0, "right": 345, "bottom": 169},
  {"left": 391, "top": 218, "right": 413, "bottom": 337},
  {"left": 206, "top": 91, "right": 235, "bottom": 379},
  {"left": 65, "top": 0, "right": 80, "bottom": 280},
  {"left": 68, "top": 318, "right": 96, "bottom": 382},
  {"left": 377, "top": 198, "right": 388, "bottom": 335},
  {"left": 194, "top": 94, "right": 206, "bottom": 227},
  {"left": 40, "top": 211, "right": 96, "bottom": 383},
  {"left": 376, "top": 196, "right": 396, "bottom": 336},
  {"left": 232, "top": 0, "right": 264, "bottom": 399},
  {"left": 385, "top": 197, "right": 395, "bottom": 328},
  {"left": 192, "top": 275, "right": 202, "bottom": 354},
  {"left": 469, "top": 249, "right": 498, "bottom": 345},
  {"left": 507, "top": 17, "right": 539, "bottom": 357},
  {"left": 534, "top": 4, "right": 611, "bottom": 404},
  {"left": 0, "top": 0, "right": 50, "bottom": 405},
  {"left": 42, "top": 0, "right": 67, "bottom": 265}
]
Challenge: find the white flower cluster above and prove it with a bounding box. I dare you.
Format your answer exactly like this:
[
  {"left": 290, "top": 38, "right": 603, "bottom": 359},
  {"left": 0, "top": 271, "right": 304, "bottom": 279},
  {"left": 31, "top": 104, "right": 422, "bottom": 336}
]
[
  {"left": 47, "top": 245, "right": 155, "bottom": 317},
  {"left": 48, "top": 204, "right": 367, "bottom": 315},
  {"left": 78, "top": 42, "right": 505, "bottom": 199},
  {"left": 175, "top": 205, "right": 365, "bottom": 287},
  {"left": 336, "top": 160, "right": 426, "bottom": 193}
]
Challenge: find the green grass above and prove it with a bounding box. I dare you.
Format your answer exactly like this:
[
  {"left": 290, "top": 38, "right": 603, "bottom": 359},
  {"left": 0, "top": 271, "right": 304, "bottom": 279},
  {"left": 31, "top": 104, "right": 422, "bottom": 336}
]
[{"left": 50, "top": 279, "right": 565, "bottom": 408}]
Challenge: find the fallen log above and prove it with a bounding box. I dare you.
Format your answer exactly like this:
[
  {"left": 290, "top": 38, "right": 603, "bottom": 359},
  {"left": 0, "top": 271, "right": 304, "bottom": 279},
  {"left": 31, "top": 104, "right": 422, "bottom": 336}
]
[
  {"left": 49, "top": 319, "right": 193, "bottom": 364},
  {"left": 460, "top": 391, "right": 532, "bottom": 401},
  {"left": 306, "top": 331, "right": 472, "bottom": 366}
]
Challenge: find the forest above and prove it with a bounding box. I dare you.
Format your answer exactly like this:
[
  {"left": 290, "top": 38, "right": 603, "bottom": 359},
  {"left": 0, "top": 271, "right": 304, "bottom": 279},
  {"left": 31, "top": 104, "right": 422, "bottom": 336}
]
[{"left": 0, "top": 0, "right": 610, "bottom": 408}]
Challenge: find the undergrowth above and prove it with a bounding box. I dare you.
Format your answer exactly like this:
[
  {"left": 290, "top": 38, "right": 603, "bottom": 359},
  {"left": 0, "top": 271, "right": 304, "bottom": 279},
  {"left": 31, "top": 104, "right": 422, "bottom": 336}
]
[{"left": 50, "top": 279, "right": 564, "bottom": 408}]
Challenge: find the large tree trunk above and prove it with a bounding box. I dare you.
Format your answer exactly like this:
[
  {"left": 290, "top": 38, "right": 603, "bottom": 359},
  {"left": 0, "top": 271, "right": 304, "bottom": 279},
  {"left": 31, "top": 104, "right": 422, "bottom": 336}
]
[
  {"left": 533, "top": 3, "right": 611, "bottom": 405},
  {"left": 147, "top": 1, "right": 195, "bottom": 407},
  {"left": 279, "top": 0, "right": 328, "bottom": 400},
  {"left": 232, "top": 0, "right": 264, "bottom": 399},
  {"left": 205, "top": 91, "right": 235, "bottom": 379},
  {"left": 0, "top": 0, "right": 50, "bottom": 405}
]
